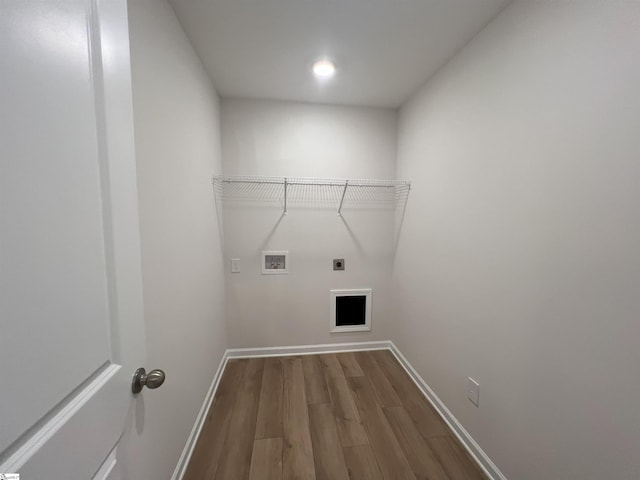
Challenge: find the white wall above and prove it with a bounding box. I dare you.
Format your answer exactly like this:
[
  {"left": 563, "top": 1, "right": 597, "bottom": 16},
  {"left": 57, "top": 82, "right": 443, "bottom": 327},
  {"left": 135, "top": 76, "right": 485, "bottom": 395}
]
[
  {"left": 394, "top": 1, "right": 640, "bottom": 479},
  {"left": 126, "top": 1, "right": 226, "bottom": 478},
  {"left": 221, "top": 98, "right": 398, "bottom": 347}
]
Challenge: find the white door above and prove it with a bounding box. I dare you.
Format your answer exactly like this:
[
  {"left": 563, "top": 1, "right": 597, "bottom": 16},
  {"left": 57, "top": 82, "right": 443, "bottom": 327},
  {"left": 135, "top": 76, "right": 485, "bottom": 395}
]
[{"left": 1, "top": 0, "right": 146, "bottom": 478}]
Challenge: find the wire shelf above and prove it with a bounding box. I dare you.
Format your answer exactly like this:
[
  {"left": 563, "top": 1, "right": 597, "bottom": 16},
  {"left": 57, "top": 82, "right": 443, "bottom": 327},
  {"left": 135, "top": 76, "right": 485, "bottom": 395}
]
[{"left": 213, "top": 175, "right": 411, "bottom": 214}]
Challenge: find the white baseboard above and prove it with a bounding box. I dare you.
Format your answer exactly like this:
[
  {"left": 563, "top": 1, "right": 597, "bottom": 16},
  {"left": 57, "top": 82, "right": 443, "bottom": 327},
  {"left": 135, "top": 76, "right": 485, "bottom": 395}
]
[
  {"left": 171, "top": 350, "right": 230, "bottom": 480},
  {"left": 388, "top": 341, "right": 507, "bottom": 480},
  {"left": 172, "top": 340, "right": 507, "bottom": 480},
  {"left": 226, "top": 340, "right": 392, "bottom": 358}
]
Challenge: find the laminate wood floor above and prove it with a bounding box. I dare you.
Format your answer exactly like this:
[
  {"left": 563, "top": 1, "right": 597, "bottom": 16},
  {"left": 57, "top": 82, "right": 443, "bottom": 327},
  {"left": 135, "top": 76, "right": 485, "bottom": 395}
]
[{"left": 183, "top": 350, "right": 487, "bottom": 480}]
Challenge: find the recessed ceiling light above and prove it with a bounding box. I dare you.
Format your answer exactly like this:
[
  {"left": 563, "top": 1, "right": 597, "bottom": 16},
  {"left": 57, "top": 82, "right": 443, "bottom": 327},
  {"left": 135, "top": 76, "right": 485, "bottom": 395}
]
[{"left": 312, "top": 59, "right": 336, "bottom": 79}]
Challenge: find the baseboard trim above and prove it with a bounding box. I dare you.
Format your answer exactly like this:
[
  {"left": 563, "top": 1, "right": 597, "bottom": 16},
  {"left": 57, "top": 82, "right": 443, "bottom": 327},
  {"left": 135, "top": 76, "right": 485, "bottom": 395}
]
[
  {"left": 388, "top": 341, "right": 508, "bottom": 480},
  {"left": 172, "top": 340, "right": 507, "bottom": 480},
  {"left": 171, "top": 350, "right": 230, "bottom": 480},
  {"left": 226, "top": 340, "right": 392, "bottom": 358}
]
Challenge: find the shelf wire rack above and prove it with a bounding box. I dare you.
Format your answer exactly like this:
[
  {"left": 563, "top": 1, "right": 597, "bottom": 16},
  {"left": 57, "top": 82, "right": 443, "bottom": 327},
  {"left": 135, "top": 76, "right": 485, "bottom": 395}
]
[{"left": 213, "top": 175, "right": 411, "bottom": 215}]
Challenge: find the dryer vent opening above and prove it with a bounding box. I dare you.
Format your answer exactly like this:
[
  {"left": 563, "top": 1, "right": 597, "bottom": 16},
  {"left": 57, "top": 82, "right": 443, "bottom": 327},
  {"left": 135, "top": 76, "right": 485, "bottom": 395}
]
[{"left": 330, "top": 289, "right": 371, "bottom": 333}]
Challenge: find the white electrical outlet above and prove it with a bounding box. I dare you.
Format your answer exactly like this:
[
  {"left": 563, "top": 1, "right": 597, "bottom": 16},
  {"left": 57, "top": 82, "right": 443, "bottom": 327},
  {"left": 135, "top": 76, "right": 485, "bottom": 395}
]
[
  {"left": 467, "top": 377, "right": 480, "bottom": 407},
  {"left": 231, "top": 258, "right": 240, "bottom": 273}
]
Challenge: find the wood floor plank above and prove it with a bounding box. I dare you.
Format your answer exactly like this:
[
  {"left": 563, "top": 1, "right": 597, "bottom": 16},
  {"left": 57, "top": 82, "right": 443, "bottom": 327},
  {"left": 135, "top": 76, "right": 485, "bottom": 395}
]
[
  {"left": 183, "top": 359, "right": 247, "bottom": 480},
  {"left": 282, "top": 357, "right": 316, "bottom": 480},
  {"left": 255, "top": 357, "right": 284, "bottom": 439},
  {"left": 342, "top": 445, "right": 384, "bottom": 480},
  {"left": 355, "top": 351, "right": 402, "bottom": 407},
  {"left": 318, "top": 353, "right": 345, "bottom": 378},
  {"left": 302, "top": 355, "right": 330, "bottom": 405},
  {"left": 214, "top": 358, "right": 265, "bottom": 480},
  {"left": 249, "top": 438, "right": 283, "bottom": 480},
  {"left": 384, "top": 406, "right": 450, "bottom": 480},
  {"left": 428, "top": 436, "right": 487, "bottom": 480},
  {"left": 347, "top": 376, "right": 415, "bottom": 480},
  {"left": 325, "top": 373, "right": 369, "bottom": 447},
  {"left": 308, "top": 403, "right": 350, "bottom": 480},
  {"left": 370, "top": 350, "right": 450, "bottom": 437},
  {"left": 336, "top": 352, "right": 364, "bottom": 377}
]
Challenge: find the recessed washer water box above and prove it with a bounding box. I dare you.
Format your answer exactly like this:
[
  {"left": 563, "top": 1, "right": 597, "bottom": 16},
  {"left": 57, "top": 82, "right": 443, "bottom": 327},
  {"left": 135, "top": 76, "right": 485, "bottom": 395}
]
[
  {"left": 262, "top": 250, "right": 288, "bottom": 274},
  {"left": 330, "top": 288, "right": 372, "bottom": 333}
]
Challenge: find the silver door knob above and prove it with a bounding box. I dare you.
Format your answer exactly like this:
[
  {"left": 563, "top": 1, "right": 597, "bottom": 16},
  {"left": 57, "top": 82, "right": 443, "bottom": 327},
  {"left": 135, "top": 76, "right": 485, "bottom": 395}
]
[{"left": 132, "top": 367, "right": 166, "bottom": 394}]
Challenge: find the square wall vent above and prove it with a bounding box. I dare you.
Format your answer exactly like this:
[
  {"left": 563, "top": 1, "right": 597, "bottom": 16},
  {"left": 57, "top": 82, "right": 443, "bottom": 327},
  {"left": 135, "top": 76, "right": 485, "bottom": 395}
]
[{"left": 330, "top": 289, "right": 372, "bottom": 333}]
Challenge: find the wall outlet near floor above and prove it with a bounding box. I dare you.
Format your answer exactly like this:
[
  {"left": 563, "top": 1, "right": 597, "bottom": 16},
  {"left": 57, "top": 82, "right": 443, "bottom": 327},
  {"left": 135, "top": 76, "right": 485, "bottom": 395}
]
[
  {"left": 231, "top": 258, "right": 240, "bottom": 273},
  {"left": 467, "top": 377, "right": 480, "bottom": 407}
]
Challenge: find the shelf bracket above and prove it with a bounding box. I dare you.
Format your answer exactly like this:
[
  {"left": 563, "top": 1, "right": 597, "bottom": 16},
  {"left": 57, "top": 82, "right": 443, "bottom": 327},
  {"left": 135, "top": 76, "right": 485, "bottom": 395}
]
[
  {"left": 283, "top": 177, "right": 288, "bottom": 215},
  {"left": 337, "top": 180, "right": 348, "bottom": 216}
]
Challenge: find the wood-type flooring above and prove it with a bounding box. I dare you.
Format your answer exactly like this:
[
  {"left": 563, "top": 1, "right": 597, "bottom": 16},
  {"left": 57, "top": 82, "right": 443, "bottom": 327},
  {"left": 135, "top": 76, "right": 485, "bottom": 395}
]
[{"left": 183, "top": 350, "right": 487, "bottom": 480}]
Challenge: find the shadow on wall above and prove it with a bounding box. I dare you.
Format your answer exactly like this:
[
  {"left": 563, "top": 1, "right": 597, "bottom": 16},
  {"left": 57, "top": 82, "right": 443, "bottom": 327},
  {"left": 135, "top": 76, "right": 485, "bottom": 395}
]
[
  {"left": 213, "top": 188, "right": 224, "bottom": 249},
  {"left": 339, "top": 213, "right": 364, "bottom": 254},
  {"left": 260, "top": 212, "right": 286, "bottom": 251},
  {"left": 393, "top": 188, "right": 411, "bottom": 251}
]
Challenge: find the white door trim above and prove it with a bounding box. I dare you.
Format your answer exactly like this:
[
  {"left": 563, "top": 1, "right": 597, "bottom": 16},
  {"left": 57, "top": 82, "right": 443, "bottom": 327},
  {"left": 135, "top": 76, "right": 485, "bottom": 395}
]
[{"left": 0, "top": 365, "right": 120, "bottom": 472}]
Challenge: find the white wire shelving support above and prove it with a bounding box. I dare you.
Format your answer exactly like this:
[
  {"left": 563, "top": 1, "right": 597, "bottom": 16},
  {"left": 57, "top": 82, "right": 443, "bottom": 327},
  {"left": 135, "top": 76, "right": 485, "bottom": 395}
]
[{"left": 213, "top": 175, "right": 411, "bottom": 216}]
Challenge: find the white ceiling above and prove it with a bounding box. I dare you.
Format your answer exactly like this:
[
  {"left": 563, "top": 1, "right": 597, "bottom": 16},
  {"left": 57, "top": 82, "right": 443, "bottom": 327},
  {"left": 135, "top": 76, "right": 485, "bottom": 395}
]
[{"left": 168, "top": 0, "right": 510, "bottom": 108}]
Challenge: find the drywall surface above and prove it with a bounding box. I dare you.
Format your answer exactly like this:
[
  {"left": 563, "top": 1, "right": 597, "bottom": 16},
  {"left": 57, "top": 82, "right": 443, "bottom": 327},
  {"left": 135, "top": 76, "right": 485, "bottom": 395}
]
[
  {"left": 394, "top": 1, "right": 640, "bottom": 479},
  {"left": 126, "top": 1, "right": 226, "bottom": 478},
  {"left": 221, "top": 98, "right": 398, "bottom": 347}
]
